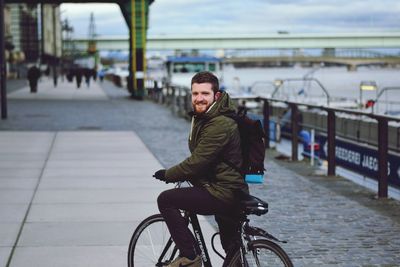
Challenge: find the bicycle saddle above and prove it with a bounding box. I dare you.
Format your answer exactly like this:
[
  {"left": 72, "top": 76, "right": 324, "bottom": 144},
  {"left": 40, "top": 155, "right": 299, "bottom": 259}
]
[{"left": 237, "top": 192, "right": 269, "bottom": 216}]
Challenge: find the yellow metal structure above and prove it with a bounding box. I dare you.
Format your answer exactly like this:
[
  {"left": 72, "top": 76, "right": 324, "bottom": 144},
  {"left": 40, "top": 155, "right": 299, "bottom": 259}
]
[{"left": 128, "top": 0, "right": 148, "bottom": 98}]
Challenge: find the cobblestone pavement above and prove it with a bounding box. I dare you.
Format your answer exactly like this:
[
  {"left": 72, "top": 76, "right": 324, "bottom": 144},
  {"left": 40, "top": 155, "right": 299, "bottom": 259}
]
[{"left": 2, "top": 79, "right": 400, "bottom": 266}]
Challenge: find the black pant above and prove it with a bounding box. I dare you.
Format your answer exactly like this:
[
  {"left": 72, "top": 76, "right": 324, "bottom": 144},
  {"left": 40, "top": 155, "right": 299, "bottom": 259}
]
[
  {"left": 29, "top": 80, "right": 38, "bottom": 93},
  {"left": 157, "top": 187, "right": 239, "bottom": 257}
]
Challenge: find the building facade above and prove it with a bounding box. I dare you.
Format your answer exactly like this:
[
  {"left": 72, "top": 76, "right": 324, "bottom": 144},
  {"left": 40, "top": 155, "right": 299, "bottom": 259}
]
[
  {"left": 41, "top": 4, "right": 62, "bottom": 63},
  {"left": 8, "top": 4, "right": 40, "bottom": 62},
  {"left": 4, "top": 3, "right": 62, "bottom": 78}
]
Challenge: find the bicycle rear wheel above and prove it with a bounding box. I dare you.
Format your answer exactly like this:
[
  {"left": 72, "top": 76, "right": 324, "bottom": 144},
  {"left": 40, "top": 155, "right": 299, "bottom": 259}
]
[
  {"left": 224, "top": 239, "right": 293, "bottom": 267},
  {"left": 128, "top": 214, "right": 178, "bottom": 267}
]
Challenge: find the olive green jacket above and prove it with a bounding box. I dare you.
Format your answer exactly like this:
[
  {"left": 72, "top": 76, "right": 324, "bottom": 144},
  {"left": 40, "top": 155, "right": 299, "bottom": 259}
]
[{"left": 165, "top": 92, "right": 248, "bottom": 203}]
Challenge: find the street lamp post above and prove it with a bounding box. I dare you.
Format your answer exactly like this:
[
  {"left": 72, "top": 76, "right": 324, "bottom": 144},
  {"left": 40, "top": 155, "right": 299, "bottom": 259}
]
[{"left": 0, "top": 0, "right": 8, "bottom": 119}]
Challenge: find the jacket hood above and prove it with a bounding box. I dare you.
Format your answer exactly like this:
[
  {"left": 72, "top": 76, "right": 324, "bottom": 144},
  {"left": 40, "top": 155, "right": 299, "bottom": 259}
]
[{"left": 194, "top": 92, "right": 236, "bottom": 120}]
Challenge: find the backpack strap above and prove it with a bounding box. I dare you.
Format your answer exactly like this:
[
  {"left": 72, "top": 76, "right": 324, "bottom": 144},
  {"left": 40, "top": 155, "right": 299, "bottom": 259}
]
[
  {"left": 201, "top": 114, "right": 244, "bottom": 176},
  {"left": 221, "top": 114, "right": 244, "bottom": 176}
]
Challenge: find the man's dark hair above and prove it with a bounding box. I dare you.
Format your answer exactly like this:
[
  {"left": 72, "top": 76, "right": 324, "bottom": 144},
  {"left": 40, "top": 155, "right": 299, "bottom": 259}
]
[{"left": 191, "top": 71, "right": 219, "bottom": 94}]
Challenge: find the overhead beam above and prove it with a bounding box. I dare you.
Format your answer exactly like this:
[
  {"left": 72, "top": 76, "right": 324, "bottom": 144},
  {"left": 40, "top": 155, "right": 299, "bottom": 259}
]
[
  {"left": 67, "top": 32, "right": 400, "bottom": 51},
  {"left": 147, "top": 32, "right": 400, "bottom": 49}
]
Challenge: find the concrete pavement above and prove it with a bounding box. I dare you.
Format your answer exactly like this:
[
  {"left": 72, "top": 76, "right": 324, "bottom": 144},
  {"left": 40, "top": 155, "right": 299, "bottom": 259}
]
[
  {"left": 7, "top": 77, "right": 108, "bottom": 101},
  {"left": 0, "top": 131, "right": 158, "bottom": 267}
]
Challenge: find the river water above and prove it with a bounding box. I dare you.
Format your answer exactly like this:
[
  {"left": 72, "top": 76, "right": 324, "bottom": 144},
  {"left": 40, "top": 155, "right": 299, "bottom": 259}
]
[{"left": 221, "top": 65, "right": 400, "bottom": 114}]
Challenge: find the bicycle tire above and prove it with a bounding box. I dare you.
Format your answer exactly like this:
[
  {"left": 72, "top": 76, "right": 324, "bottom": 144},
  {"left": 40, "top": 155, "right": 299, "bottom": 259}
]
[
  {"left": 128, "top": 214, "right": 178, "bottom": 267},
  {"left": 223, "top": 239, "right": 293, "bottom": 267}
]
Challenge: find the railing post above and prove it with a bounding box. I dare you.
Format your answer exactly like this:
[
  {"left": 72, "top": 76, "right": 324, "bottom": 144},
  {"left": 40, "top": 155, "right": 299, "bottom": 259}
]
[
  {"left": 166, "top": 86, "right": 170, "bottom": 105},
  {"left": 290, "top": 103, "right": 298, "bottom": 161},
  {"left": 161, "top": 86, "right": 165, "bottom": 104},
  {"left": 171, "top": 87, "right": 177, "bottom": 114},
  {"left": 263, "top": 100, "right": 270, "bottom": 149},
  {"left": 327, "top": 110, "right": 336, "bottom": 176},
  {"left": 177, "top": 87, "right": 182, "bottom": 115},
  {"left": 186, "top": 89, "right": 192, "bottom": 114},
  {"left": 378, "top": 117, "right": 388, "bottom": 198},
  {"left": 183, "top": 89, "right": 188, "bottom": 114}
]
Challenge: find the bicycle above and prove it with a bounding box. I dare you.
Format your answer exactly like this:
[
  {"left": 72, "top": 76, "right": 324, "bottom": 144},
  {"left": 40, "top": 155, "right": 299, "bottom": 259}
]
[{"left": 128, "top": 182, "right": 293, "bottom": 267}]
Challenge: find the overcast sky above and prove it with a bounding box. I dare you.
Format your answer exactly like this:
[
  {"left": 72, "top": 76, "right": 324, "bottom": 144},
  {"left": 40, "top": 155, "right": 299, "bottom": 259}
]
[{"left": 61, "top": 0, "right": 400, "bottom": 37}]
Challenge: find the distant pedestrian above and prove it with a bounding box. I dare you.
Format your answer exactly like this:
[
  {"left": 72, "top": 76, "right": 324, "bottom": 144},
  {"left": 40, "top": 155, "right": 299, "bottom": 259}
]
[
  {"left": 84, "top": 68, "right": 91, "bottom": 88},
  {"left": 76, "top": 68, "right": 83, "bottom": 89},
  {"left": 52, "top": 66, "right": 58, "bottom": 87},
  {"left": 66, "top": 68, "right": 74, "bottom": 83},
  {"left": 44, "top": 66, "right": 50, "bottom": 76},
  {"left": 27, "top": 65, "right": 41, "bottom": 93},
  {"left": 98, "top": 69, "right": 105, "bottom": 82},
  {"left": 60, "top": 65, "right": 65, "bottom": 82},
  {"left": 91, "top": 68, "right": 97, "bottom": 81}
]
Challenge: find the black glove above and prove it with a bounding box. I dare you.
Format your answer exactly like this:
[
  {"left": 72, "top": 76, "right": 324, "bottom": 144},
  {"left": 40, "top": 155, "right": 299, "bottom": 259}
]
[{"left": 153, "top": 169, "right": 167, "bottom": 182}]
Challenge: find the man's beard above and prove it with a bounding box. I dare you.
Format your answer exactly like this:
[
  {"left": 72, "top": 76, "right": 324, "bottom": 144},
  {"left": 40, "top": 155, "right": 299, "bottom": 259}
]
[{"left": 193, "top": 101, "right": 213, "bottom": 114}]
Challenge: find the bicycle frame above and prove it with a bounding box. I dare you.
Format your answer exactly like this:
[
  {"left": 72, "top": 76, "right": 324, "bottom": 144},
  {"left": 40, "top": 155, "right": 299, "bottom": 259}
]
[
  {"left": 189, "top": 213, "right": 213, "bottom": 267},
  {"left": 157, "top": 238, "right": 178, "bottom": 266},
  {"left": 156, "top": 211, "right": 213, "bottom": 267}
]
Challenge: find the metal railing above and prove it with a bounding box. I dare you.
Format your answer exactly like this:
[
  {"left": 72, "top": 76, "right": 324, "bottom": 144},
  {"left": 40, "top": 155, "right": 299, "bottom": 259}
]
[
  {"left": 372, "top": 86, "right": 400, "bottom": 114},
  {"left": 147, "top": 84, "right": 400, "bottom": 198},
  {"left": 272, "top": 77, "right": 331, "bottom": 105},
  {"left": 265, "top": 98, "right": 400, "bottom": 198}
]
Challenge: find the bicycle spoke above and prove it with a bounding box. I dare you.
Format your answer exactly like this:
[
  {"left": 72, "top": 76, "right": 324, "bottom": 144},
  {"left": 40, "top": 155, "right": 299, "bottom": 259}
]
[
  {"left": 129, "top": 214, "right": 179, "bottom": 266},
  {"left": 146, "top": 228, "right": 157, "bottom": 258},
  {"left": 246, "top": 248, "right": 286, "bottom": 266},
  {"left": 225, "top": 240, "right": 292, "bottom": 267}
]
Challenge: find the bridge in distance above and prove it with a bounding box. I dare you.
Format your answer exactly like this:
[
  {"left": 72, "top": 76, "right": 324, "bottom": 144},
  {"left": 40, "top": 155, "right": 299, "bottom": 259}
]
[
  {"left": 67, "top": 32, "right": 400, "bottom": 69},
  {"left": 68, "top": 32, "right": 400, "bottom": 50}
]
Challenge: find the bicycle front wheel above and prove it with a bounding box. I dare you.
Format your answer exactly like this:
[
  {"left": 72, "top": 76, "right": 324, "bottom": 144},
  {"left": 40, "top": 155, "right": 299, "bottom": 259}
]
[
  {"left": 225, "top": 239, "right": 293, "bottom": 267},
  {"left": 128, "top": 214, "right": 178, "bottom": 267}
]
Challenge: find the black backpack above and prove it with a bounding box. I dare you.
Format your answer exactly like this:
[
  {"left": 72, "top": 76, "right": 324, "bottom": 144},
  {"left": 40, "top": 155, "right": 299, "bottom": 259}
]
[{"left": 224, "top": 111, "right": 266, "bottom": 183}]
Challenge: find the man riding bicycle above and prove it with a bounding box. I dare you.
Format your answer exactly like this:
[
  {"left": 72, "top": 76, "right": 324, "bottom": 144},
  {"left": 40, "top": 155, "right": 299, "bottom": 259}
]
[{"left": 154, "top": 71, "right": 249, "bottom": 267}]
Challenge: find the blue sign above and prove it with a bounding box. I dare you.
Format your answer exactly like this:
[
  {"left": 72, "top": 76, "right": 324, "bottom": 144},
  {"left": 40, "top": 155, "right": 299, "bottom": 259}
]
[{"left": 317, "top": 135, "right": 400, "bottom": 189}]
